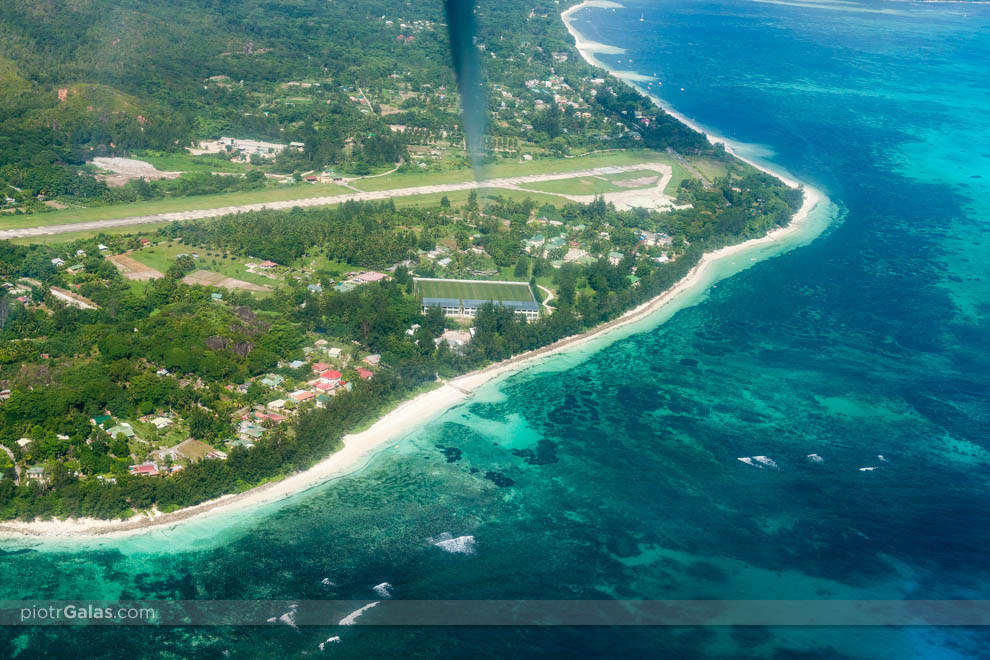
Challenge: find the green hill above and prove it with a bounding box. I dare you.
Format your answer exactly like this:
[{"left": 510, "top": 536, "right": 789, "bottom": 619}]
[{"left": 0, "top": 0, "right": 711, "bottom": 204}]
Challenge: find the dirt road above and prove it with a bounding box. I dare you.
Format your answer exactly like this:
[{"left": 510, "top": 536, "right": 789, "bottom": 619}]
[{"left": 1, "top": 445, "right": 19, "bottom": 485}]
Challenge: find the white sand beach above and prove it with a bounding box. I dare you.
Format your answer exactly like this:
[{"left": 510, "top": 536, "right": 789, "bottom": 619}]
[
  {"left": 0, "top": 2, "right": 828, "bottom": 540},
  {"left": 562, "top": 0, "right": 818, "bottom": 192}
]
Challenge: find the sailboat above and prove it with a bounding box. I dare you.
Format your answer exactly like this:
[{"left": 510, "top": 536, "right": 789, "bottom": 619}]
[{"left": 639, "top": 13, "right": 645, "bottom": 22}]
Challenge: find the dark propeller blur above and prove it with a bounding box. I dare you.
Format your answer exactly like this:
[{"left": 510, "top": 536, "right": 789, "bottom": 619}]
[{"left": 444, "top": 0, "right": 489, "bottom": 178}]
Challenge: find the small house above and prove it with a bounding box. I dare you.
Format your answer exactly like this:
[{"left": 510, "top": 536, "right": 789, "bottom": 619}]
[
  {"left": 260, "top": 375, "right": 284, "bottom": 388},
  {"left": 238, "top": 423, "right": 265, "bottom": 439},
  {"left": 319, "top": 369, "right": 342, "bottom": 382},
  {"left": 363, "top": 354, "right": 381, "bottom": 366},
  {"left": 437, "top": 329, "right": 472, "bottom": 349},
  {"left": 352, "top": 271, "right": 387, "bottom": 283},
  {"left": 106, "top": 423, "right": 135, "bottom": 438},
  {"left": 129, "top": 463, "right": 159, "bottom": 477}
]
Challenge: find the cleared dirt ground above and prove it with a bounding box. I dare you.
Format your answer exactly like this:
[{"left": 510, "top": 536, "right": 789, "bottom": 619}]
[
  {"left": 107, "top": 252, "right": 165, "bottom": 280},
  {"left": 182, "top": 269, "right": 273, "bottom": 292},
  {"left": 91, "top": 157, "right": 183, "bottom": 187}
]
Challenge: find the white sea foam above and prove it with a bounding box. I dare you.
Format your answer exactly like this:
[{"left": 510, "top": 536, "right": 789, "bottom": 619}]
[
  {"left": 738, "top": 456, "right": 778, "bottom": 469},
  {"left": 372, "top": 582, "right": 393, "bottom": 598},
  {"left": 807, "top": 453, "right": 824, "bottom": 463},
  {"left": 859, "top": 467, "right": 878, "bottom": 472},
  {"left": 877, "top": 455, "right": 887, "bottom": 462},
  {"left": 339, "top": 602, "right": 379, "bottom": 626},
  {"left": 319, "top": 636, "right": 341, "bottom": 650},
  {"left": 320, "top": 577, "right": 336, "bottom": 587},
  {"left": 434, "top": 535, "right": 478, "bottom": 555},
  {"left": 266, "top": 603, "right": 299, "bottom": 628}
]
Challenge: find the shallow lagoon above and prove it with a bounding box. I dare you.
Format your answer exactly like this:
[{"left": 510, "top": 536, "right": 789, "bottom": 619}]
[{"left": 3, "top": 0, "right": 990, "bottom": 657}]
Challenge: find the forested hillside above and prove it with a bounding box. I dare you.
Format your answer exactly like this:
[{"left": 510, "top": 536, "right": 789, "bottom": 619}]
[{"left": 0, "top": 0, "right": 708, "bottom": 206}]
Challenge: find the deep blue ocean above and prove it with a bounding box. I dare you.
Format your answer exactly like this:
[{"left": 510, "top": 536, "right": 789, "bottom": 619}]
[{"left": 3, "top": 0, "right": 990, "bottom": 657}]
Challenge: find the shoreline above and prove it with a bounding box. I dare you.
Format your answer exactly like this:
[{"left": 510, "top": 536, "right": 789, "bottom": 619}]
[
  {"left": 561, "top": 0, "right": 810, "bottom": 189},
  {"left": 0, "top": 3, "right": 828, "bottom": 542}
]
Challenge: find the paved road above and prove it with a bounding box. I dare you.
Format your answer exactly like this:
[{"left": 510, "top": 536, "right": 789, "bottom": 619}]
[{"left": 0, "top": 163, "right": 672, "bottom": 240}]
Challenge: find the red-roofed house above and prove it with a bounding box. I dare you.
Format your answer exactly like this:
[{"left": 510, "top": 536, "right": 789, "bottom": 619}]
[
  {"left": 311, "top": 362, "right": 331, "bottom": 373},
  {"left": 319, "top": 369, "right": 342, "bottom": 381},
  {"left": 290, "top": 390, "right": 315, "bottom": 402},
  {"left": 353, "top": 271, "right": 387, "bottom": 283},
  {"left": 258, "top": 260, "right": 278, "bottom": 269},
  {"left": 355, "top": 367, "right": 374, "bottom": 380},
  {"left": 313, "top": 381, "right": 336, "bottom": 392},
  {"left": 129, "top": 463, "right": 160, "bottom": 477}
]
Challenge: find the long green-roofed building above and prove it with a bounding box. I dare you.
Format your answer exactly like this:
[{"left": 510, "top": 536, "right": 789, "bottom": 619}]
[{"left": 414, "top": 277, "right": 540, "bottom": 322}]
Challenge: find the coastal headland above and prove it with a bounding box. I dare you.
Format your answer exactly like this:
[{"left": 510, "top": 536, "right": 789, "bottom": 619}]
[{"left": 0, "top": 1, "right": 830, "bottom": 540}]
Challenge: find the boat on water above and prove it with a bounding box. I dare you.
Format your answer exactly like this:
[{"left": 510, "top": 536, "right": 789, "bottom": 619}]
[{"left": 640, "top": 13, "right": 645, "bottom": 22}]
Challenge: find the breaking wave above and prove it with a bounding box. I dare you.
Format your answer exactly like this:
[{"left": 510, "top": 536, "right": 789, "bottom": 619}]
[
  {"left": 738, "top": 455, "right": 778, "bottom": 469},
  {"left": 431, "top": 533, "right": 478, "bottom": 554}
]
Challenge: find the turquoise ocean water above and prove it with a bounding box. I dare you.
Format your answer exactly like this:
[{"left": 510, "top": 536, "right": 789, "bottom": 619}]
[{"left": 3, "top": 0, "right": 990, "bottom": 656}]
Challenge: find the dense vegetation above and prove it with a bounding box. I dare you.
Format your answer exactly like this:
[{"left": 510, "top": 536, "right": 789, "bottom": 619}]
[
  {"left": 0, "top": 0, "right": 804, "bottom": 523},
  {"left": 0, "top": 161, "right": 801, "bottom": 521},
  {"left": 0, "top": 0, "right": 708, "bottom": 211}
]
